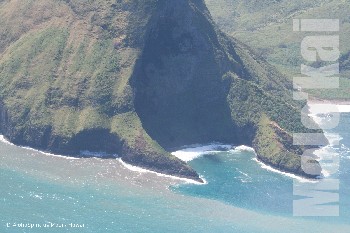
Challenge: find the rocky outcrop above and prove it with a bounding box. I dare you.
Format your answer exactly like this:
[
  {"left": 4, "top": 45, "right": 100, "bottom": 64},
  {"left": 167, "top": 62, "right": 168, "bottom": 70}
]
[{"left": 253, "top": 115, "right": 323, "bottom": 178}]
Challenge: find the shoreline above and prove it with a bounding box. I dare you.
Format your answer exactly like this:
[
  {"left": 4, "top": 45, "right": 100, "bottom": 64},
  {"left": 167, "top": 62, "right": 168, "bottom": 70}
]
[
  {"left": 0, "top": 134, "right": 205, "bottom": 185},
  {"left": 117, "top": 158, "right": 207, "bottom": 185},
  {"left": 0, "top": 134, "right": 329, "bottom": 184},
  {"left": 171, "top": 143, "right": 320, "bottom": 183},
  {"left": 0, "top": 135, "right": 79, "bottom": 160},
  {"left": 252, "top": 158, "right": 319, "bottom": 183}
]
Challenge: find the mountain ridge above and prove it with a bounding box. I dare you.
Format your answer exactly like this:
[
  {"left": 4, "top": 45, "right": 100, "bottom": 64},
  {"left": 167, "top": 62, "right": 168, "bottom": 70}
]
[{"left": 0, "top": 0, "right": 324, "bottom": 181}]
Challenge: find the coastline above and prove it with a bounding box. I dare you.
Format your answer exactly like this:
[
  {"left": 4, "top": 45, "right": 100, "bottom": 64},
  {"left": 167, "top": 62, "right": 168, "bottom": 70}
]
[
  {"left": 0, "top": 135, "right": 79, "bottom": 160},
  {"left": 171, "top": 143, "right": 320, "bottom": 183},
  {"left": 1, "top": 138, "right": 350, "bottom": 233},
  {"left": 0, "top": 134, "right": 205, "bottom": 185},
  {"left": 252, "top": 158, "right": 318, "bottom": 183},
  {"left": 0, "top": 134, "right": 332, "bottom": 184},
  {"left": 117, "top": 158, "right": 207, "bottom": 185}
]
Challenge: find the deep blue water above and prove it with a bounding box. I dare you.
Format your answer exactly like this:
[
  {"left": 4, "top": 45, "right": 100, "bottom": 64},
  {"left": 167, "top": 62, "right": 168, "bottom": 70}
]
[{"left": 0, "top": 113, "right": 349, "bottom": 233}]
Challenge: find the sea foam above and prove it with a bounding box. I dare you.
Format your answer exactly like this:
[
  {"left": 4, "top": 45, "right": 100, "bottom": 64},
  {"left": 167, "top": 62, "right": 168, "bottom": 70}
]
[
  {"left": 117, "top": 158, "right": 207, "bottom": 185},
  {"left": 307, "top": 104, "right": 350, "bottom": 129},
  {"left": 229, "top": 145, "right": 256, "bottom": 153},
  {"left": 171, "top": 143, "right": 232, "bottom": 162},
  {"left": 337, "top": 105, "right": 350, "bottom": 113},
  {"left": 171, "top": 143, "right": 318, "bottom": 182},
  {"left": 0, "top": 135, "right": 78, "bottom": 160},
  {"left": 0, "top": 135, "right": 15, "bottom": 146},
  {"left": 307, "top": 105, "right": 346, "bottom": 177},
  {"left": 252, "top": 158, "right": 318, "bottom": 183},
  {"left": 228, "top": 144, "right": 319, "bottom": 183}
]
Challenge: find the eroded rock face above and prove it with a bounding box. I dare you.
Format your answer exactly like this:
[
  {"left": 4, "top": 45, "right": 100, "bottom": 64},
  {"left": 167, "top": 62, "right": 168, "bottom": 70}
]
[
  {"left": 0, "top": 0, "right": 324, "bottom": 181},
  {"left": 133, "top": 0, "right": 240, "bottom": 149}
]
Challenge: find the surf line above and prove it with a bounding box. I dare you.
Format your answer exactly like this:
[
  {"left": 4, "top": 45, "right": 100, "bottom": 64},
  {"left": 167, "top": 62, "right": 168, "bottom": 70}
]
[
  {"left": 292, "top": 19, "right": 341, "bottom": 217},
  {"left": 0, "top": 135, "right": 79, "bottom": 160},
  {"left": 117, "top": 158, "right": 207, "bottom": 185}
]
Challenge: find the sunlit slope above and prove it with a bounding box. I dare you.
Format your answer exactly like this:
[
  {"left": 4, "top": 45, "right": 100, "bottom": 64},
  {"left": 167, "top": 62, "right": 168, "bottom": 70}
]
[{"left": 0, "top": 0, "right": 322, "bottom": 179}]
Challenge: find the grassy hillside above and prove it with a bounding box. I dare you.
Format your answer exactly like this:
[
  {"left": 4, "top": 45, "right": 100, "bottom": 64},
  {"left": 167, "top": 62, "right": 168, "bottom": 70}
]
[
  {"left": 0, "top": 0, "right": 201, "bottom": 180},
  {"left": 206, "top": 0, "right": 350, "bottom": 100},
  {"left": 0, "top": 0, "right": 323, "bottom": 180}
]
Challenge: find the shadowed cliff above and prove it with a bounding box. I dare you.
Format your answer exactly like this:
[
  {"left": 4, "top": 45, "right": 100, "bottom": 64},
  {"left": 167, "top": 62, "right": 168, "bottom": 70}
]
[{"left": 0, "top": 0, "right": 324, "bottom": 181}]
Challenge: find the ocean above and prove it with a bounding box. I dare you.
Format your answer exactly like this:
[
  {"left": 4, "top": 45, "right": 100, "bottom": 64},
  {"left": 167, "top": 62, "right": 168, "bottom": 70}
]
[{"left": 1, "top": 113, "right": 349, "bottom": 233}]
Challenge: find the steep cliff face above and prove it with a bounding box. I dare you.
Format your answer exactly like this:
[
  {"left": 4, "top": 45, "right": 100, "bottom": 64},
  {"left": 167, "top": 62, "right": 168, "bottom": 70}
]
[
  {"left": 0, "top": 0, "right": 323, "bottom": 180},
  {"left": 133, "top": 0, "right": 239, "bottom": 148}
]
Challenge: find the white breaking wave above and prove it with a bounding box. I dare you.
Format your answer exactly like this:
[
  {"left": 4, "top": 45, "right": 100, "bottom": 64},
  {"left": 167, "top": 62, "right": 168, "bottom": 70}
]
[
  {"left": 340, "top": 144, "right": 350, "bottom": 158},
  {"left": 172, "top": 143, "right": 320, "bottom": 182},
  {"left": 233, "top": 144, "right": 320, "bottom": 183},
  {"left": 324, "top": 132, "right": 343, "bottom": 146},
  {"left": 252, "top": 158, "right": 318, "bottom": 183},
  {"left": 0, "top": 135, "right": 79, "bottom": 160},
  {"left": 1, "top": 134, "right": 207, "bottom": 184},
  {"left": 307, "top": 103, "right": 349, "bottom": 126},
  {"left": 171, "top": 143, "right": 232, "bottom": 162},
  {"left": 313, "top": 144, "right": 343, "bottom": 178},
  {"left": 313, "top": 131, "right": 350, "bottom": 176},
  {"left": 117, "top": 158, "right": 207, "bottom": 185},
  {"left": 307, "top": 105, "right": 347, "bottom": 177},
  {"left": 337, "top": 105, "right": 350, "bottom": 113},
  {"left": 0, "top": 135, "right": 15, "bottom": 146},
  {"left": 229, "top": 145, "right": 256, "bottom": 153},
  {"left": 20, "top": 146, "right": 79, "bottom": 160}
]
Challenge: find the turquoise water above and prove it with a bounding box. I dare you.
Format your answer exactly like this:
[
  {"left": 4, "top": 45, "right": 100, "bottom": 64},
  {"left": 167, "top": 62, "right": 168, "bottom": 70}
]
[
  {"left": 173, "top": 149, "right": 295, "bottom": 215},
  {"left": 0, "top": 114, "right": 349, "bottom": 233},
  {"left": 174, "top": 114, "right": 350, "bottom": 221}
]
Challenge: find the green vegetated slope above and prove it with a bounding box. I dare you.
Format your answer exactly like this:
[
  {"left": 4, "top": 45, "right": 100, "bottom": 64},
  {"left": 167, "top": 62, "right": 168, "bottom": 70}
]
[
  {"left": 205, "top": 0, "right": 350, "bottom": 100},
  {"left": 0, "top": 0, "right": 322, "bottom": 180}
]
